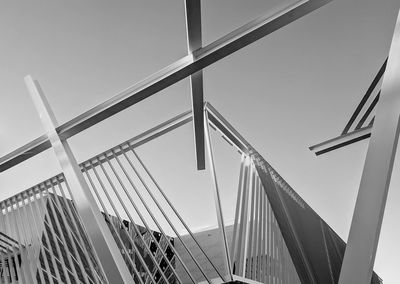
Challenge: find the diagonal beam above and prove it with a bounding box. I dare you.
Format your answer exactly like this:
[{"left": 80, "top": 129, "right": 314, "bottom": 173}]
[
  {"left": 339, "top": 8, "right": 400, "bottom": 284},
  {"left": 355, "top": 92, "right": 380, "bottom": 130},
  {"left": 341, "top": 59, "right": 387, "bottom": 135},
  {"left": 0, "top": 0, "right": 332, "bottom": 172},
  {"left": 309, "top": 59, "right": 387, "bottom": 155},
  {"left": 185, "top": 0, "right": 205, "bottom": 170},
  {"left": 25, "top": 75, "right": 135, "bottom": 284}
]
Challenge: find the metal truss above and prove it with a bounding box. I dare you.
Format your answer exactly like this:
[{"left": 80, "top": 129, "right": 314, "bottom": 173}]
[
  {"left": 0, "top": 1, "right": 336, "bottom": 283},
  {"left": 0, "top": 0, "right": 332, "bottom": 172}
]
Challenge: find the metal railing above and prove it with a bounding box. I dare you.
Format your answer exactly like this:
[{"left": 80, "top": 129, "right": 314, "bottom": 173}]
[
  {"left": 0, "top": 0, "right": 334, "bottom": 282},
  {"left": 0, "top": 105, "right": 305, "bottom": 284},
  {"left": 230, "top": 156, "right": 300, "bottom": 284},
  {"left": 0, "top": 176, "right": 105, "bottom": 284}
]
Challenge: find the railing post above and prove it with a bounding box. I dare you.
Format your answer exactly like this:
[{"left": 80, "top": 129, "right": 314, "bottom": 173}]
[
  {"left": 204, "top": 109, "right": 233, "bottom": 281},
  {"left": 24, "top": 75, "right": 135, "bottom": 284},
  {"left": 338, "top": 9, "right": 400, "bottom": 284}
]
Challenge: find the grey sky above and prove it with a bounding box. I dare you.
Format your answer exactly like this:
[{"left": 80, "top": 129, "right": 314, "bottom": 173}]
[{"left": 0, "top": 0, "right": 399, "bottom": 282}]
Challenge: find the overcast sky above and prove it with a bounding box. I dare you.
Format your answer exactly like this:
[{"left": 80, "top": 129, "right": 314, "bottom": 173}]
[{"left": 1, "top": 0, "right": 400, "bottom": 282}]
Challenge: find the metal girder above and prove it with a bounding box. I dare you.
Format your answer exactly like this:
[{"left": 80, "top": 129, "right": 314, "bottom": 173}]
[
  {"left": 0, "top": 0, "right": 332, "bottom": 172},
  {"left": 338, "top": 9, "right": 400, "bottom": 284},
  {"left": 24, "top": 76, "right": 135, "bottom": 284},
  {"left": 309, "top": 125, "right": 372, "bottom": 155},
  {"left": 185, "top": 0, "right": 205, "bottom": 170}
]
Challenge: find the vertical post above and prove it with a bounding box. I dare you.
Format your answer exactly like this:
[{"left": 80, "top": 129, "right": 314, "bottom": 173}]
[
  {"left": 204, "top": 110, "right": 233, "bottom": 281},
  {"left": 24, "top": 76, "right": 135, "bottom": 284},
  {"left": 338, "top": 10, "right": 400, "bottom": 284},
  {"left": 184, "top": 0, "right": 205, "bottom": 170}
]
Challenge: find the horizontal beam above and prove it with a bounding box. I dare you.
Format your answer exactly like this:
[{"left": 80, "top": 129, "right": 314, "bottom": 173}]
[
  {"left": 0, "top": 0, "right": 332, "bottom": 172},
  {"left": 309, "top": 125, "right": 372, "bottom": 155}
]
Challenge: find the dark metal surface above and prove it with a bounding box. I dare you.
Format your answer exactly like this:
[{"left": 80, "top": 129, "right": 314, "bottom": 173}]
[
  {"left": 315, "top": 132, "right": 371, "bottom": 155},
  {"left": 309, "top": 125, "right": 372, "bottom": 155},
  {"left": 355, "top": 92, "right": 380, "bottom": 130},
  {"left": 309, "top": 60, "right": 388, "bottom": 156},
  {"left": 0, "top": 135, "right": 51, "bottom": 172},
  {"left": 341, "top": 59, "right": 386, "bottom": 135},
  {"left": 185, "top": 0, "right": 205, "bottom": 170}
]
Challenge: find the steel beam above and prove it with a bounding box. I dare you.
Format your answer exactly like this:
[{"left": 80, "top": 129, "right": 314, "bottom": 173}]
[
  {"left": 185, "top": 0, "right": 205, "bottom": 170},
  {"left": 309, "top": 125, "right": 372, "bottom": 155},
  {"left": 338, "top": 9, "right": 400, "bottom": 284},
  {"left": 24, "top": 76, "right": 135, "bottom": 284},
  {"left": 341, "top": 60, "right": 387, "bottom": 135},
  {"left": 309, "top": 59, "right": 388, "bottom": 156},
  {"left": 0, "top": 0, "right": 331, "bottom": 172}
]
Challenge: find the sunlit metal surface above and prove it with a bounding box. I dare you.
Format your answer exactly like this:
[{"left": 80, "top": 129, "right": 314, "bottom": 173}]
[
  {"left": 230, "top": 157, "right": 301, "bottom": 283},
  {"left": 25, "top": 76, "right": 134, "bottom": 284},
  {"left": 338, "top": 9, "right": 400, "bottom": 284},
  {"left": 0, "top": 179, "right": 106, "bottom": 284},
  {"left": 0, "top": 103, "right": 384, "bottom": 283},
  {"left": 0, "top": 0, "right": 333, "bottom": 172}
]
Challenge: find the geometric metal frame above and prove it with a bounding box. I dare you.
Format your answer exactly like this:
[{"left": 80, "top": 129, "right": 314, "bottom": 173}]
[
  {"left": 0, "top": 1, "right": 337, "bottom": 282},
  {"left": 0, "top": 0, "right": 333, "bottom": 172},
  {"left": 0, "top": 100, "right": 384, "bottom": 284}
]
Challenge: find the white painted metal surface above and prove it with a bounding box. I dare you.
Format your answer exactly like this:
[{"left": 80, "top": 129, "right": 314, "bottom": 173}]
[
  {"left": 338, "top": 9, "right": 400, "bottom": 284},
  {"left": 24, "top": 76, "right": 134, "bottom": 284}
]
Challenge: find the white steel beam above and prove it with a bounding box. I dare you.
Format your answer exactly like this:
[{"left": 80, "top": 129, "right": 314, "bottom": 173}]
[
  {"left": 0, "top": 0, "right": 332, "bottom": 172},
  {"left": 338, "top": 9, "right": 400, "bottom": 284},
  {"left": 24, "top": 76, "right": 135, "bottom": 284}
]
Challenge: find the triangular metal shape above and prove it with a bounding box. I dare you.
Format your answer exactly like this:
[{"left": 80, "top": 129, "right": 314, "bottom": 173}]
[{"left": 250, "top": 149, "right": 381, "bottom": 284}]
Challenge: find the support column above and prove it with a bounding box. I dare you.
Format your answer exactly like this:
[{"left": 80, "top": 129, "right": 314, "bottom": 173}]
[
  {"left": 24, "top": 76, "right": 135, "bottom": 284},
  {"left": 338, "top": 10, "right": 400, "bottom": 284},
  {"left": 185, "top": 0, "right": 205, "bottom": 170},
  {"left": 204, "top": 110, "right": 233, "bottom": 281}
]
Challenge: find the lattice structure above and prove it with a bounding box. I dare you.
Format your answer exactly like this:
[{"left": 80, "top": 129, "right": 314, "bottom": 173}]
[
  {"left": 0, "top": 103, "right": 383, "bottom": 284},
  {"left": 1, "top": 0, "right": 394, "bottom": 283}
]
